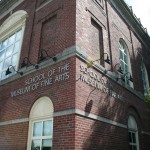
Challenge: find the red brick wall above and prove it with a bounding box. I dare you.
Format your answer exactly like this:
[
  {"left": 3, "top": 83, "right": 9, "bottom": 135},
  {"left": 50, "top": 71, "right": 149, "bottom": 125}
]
[
  {"left": 0, "top": 56, "right": 76, "bottom": 149},
  {"left": 40, "top": 15, "right": 57, "bottom": 53},
  {"left": 75, "top": 115, "right": 129, "bottom": 150},
  {"left": 76, "top": 0, "right": 110, "bottom": 69},
  {"left": 90, "top": 19, "right": 104, "bottom": 65},
  {"left": 53, "top": 115, "right": 75, "bottom": 150},
  {"left": 0, "top": 0, "right": 76, "bottom": 66},
  {"left": 0, "top": 0, "right": 150, "bottom": 150},
  {"left": 0, "top": 57, "right": 76, "bottom": 121},
  {"left": 107, "top": 1, "right": 150, "bottom": 93},
  {"left": 0, "top": 122, "right": 28, "bottom": 150},
  {"left": 75, "top": 58, "right": 150, "bottom": 150},
  {"left": 27, "top": 0, "right": 76, "bottom": 64}
]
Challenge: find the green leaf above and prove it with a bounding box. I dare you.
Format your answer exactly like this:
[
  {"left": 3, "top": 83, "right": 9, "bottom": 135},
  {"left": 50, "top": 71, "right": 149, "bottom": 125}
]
[{"left": 144, "top": 94, "right": 150, "bottom": 104}]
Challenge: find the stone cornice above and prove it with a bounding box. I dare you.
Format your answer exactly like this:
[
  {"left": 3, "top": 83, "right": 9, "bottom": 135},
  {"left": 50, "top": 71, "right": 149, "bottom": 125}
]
[
  {"left": 108, "top": 0, "right": 150, "bottom": 50},
  {"left": 0, "top": 45, "right": 145, "bottom": 101}
]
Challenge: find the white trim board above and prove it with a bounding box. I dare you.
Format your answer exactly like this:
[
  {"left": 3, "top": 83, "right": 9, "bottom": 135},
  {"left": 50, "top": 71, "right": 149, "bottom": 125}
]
[
  {"left": 0, "top": 109, "right": 150, "bottom": 136},
  {"left": 54, "top": 109, "right": 127, "bottom": 128}
]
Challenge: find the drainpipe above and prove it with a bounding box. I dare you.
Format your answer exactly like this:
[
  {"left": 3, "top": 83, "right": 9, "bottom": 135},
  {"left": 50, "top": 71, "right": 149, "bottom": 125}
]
[
  {"left": 105, "top": 0, "right": 113, "bottom": 71},
  {"left": 27, "top": 0, "right": 38, "bottom": 62}
]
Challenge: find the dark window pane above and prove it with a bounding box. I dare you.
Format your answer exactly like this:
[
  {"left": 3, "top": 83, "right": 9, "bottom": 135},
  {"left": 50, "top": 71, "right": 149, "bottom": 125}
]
[
  {"left": 132, "top": 133, "right": 136, "bottom": 143},
  {"left": 120, "top": 50, "right": 123, "bottom": 59},
  {"left": 124, "top": 54, "right": 128, "bottom": 63},
  {"left": 129, "top": 132, "right": 132, "bottom": 142},
  {"left": 120, "top": 61, "right": 125, "bottom": 72},
  {"left": 133, "top": 145, "right": 137, "bottom": 150},
  {"left": 42, "top": 147, "right": 51, "bottom": 150},
  {"left": 130, "top": 145, "right": 133, "bottom": 150},
  {"left": 125, "top": 64, "right": 128, "bottom": 73},
  {"left": 31, "top": 140, "right": 41, "bottom": 150},
  {"left": 42, "top": 139, "right": 52, "bottom": 150}
]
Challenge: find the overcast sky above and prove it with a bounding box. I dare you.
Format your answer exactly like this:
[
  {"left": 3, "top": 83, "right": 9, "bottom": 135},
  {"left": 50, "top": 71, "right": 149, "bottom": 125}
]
[{"left": 125, "top": 0, "right": 150, "bottom": 35}]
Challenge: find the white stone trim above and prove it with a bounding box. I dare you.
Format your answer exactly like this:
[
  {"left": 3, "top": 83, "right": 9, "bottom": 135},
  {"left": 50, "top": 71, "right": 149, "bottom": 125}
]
[
  {"left": 0, "top": 10, "right": 27, "bottom": 41},
  {"left": 0, "top": 45, "right": 144, "bottom": 101},
  {"left": 141, "top": 131, "right": 150, "bottom": 136},
  {"left": 27, "top": 118, "right": 53, "bottom": 150},
  {"left": 27, "top": 97, "right": 54, "bottom": 150},
  {"left": 0, "top": 111, "right": 150, "bottom": 137},
  {"left": 0, "top": 109, "right": 126, "bottom": 128},
  {"left": 29, "top": 96, "right": 54, "bottom": 119},
  {"left": 0, "top": 118, "right": 28, "bottom": 126},
  {"left": 54, "top": 109, "right": 127, "bottom": 128}
]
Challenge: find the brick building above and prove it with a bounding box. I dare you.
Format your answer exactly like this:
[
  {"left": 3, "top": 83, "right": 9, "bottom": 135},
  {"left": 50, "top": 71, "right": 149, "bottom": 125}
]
[{"left": 0, "top": 0, "right": 150, "bottom": 149}]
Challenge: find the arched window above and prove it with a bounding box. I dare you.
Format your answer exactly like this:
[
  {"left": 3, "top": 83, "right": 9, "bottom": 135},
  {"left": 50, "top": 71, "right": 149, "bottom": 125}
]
[
  {"left": 128, "top": 116, "right": 139, "bottom": 150},
  {"left": 141, "top": 63, "right": 149, "bottom": 94},
  {"left": 119, "top": 39, "right": 133, "bottom": 87},
  {"left": 0, "top": 10, "right": 27, "bottom": 80},
  {"left": 27, "top": 97, "right": 54, "bottom": 150}
]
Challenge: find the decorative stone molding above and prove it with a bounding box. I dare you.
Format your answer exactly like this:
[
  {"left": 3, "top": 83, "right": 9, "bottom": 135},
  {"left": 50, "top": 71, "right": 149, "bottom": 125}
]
[{"left": 0, "top": 10, "right": 27, "bottom": 41}]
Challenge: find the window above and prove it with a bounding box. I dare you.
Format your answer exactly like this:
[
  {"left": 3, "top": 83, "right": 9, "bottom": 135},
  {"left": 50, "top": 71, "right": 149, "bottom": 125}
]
[
  {"left": 119, "top": 39, "right": 133, "bottom": 87},
  {"left": 0, "top": 10, "right": 27, "bottom": 80},
  {"left": 0, "top": 30, "right": 24, "bottom": 79},
  {"left": 128, "top": 116, "right": 139, "bottom": 150},
  {"left": 91, "top": 19, "right": 104, "bottom": 65},
  {"left": 31, "top": 119, "right": 53, "bottom": 150},
  {"left": 27, "top": 97, "right": 54, "bottom": 150},
  {"left": 41, "top": 15, "right": 57, "bottom": 55},
  {"left": 141, "top": 63, "right": 149, "bottom": 94}
]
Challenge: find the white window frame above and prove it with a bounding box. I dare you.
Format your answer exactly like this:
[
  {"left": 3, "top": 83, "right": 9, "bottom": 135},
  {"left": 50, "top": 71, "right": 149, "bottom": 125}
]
[
  {"left": 0, "top": 10, "right": 27, "bottom": 80},
  {"left": 119, "top": 39, "right": 133, "bottom": 88},
  {"left": 128, "top": 116, "right": 139, "bottom": 150},
  {"left": 128, "top": 129, "right": 138, "bottom": 150},
  {"left": 27, "top": 97, "right": 54, "bottom": 150},
  {"left": 141, "top": 63, "right": 149, "bottom": 95},
  {"left": 0, "top": 29, "right": 24, "bottom": 79},
  {"left": 31, "top": 118, "right": 53, "bottom": 150}
]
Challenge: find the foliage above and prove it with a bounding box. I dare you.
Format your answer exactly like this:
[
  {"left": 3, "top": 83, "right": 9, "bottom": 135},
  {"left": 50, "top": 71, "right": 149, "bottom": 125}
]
[
  {"left": 144, "top": 89, "right": 150, "bottom": 120},
  {"left": 144, "top": 88, "right": 150, "bottom": 104},
  {"left": 86, "top": 60, "right": 94, "bottom": 68},
  {"left": 144, "top": 93, "right": 150, "bottom": 104}
]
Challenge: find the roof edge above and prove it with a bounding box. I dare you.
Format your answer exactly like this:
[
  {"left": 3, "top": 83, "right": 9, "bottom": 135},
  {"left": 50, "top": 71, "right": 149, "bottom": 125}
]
[{"left": 108, "top": 0, "right": 150, "bottom": 50}]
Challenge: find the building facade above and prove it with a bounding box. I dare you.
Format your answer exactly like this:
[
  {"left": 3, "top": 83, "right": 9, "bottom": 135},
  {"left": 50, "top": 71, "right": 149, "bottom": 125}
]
[{"left": 0, "top": 0, "right": 150, "bottom": 150}]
